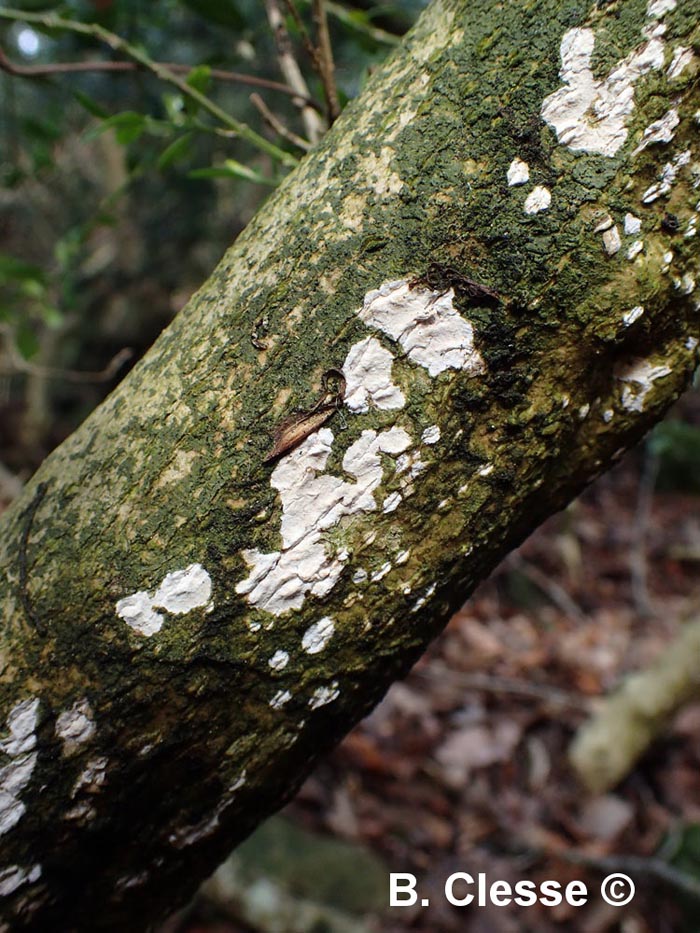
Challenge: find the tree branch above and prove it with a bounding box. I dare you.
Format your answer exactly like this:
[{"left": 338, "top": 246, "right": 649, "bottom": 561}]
[
  {"left": 0, "top": 43, "right": 321, "bottom": 109},
  {"left": 0, "top": 6, "right": 299, "bottom": 167}
]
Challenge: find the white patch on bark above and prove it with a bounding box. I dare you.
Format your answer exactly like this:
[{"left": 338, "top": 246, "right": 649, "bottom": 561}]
[
  {"left": 623, "top": 305, "right": 645, "bottom": 326},
  {"left": 268, "top": 650, "right": 289, "bottom": 671},
  {"left": 642, "top": 149, "right": 691, "bottom": 202},
  {"left": 627, "top": 240, "right": 645, "bottom": 260},
  {"left": 396, "top": 549, "right": 411, "bottom": 565},
  {"left": 617, "top": 359, "right": 673, "bottom": 411},
  {"left": 72, "top": 757, "right": 108, "bottom": 796},
  {"left": 523, "top": 186, "right": 551, "bottom": 214},
  {"left": 624, "top": 213, "right": 642, "bottom": 235},
  {"left": 647, "top": 0, "right": 676, "bottom": 17},
  {"left": 411, "top": 582, "right": 437, "bottom": 613},
  {"left": 269, "top": 690, "right": 292, "bottom": 709},
  {"left": 0, "top": 698, "right": 39, "bottom": 837},
  {"left": 421, "top": 425, "right": 441, "bottom": 445},
  {"left": 541, "top": 26, "right": 665, "bottom": 156},
  {"left": 342, "top": 336, "right": 405, "bottom": 412},
  {"left": 602, "top": 226, "right": 622, "bottom": 255},
  {"left": 668, "top": 46, "right": 694, "bottom": 79},
  {"left": 236, "top": 427, "right": 411, "bottom": 615},
  {"left": 0, "top": 699, "right": 39, "bottom": 758},
  {"left": 507, "top": 158, "right": 530, "bottom": 186},
  {"left": 382, "top": 491, "right": 402, "bottom": 513},
  {"left": 169, "top": 772, "right": 246, "bottom": 849},
  {"left": 302, "top": 617, "right": 335, "bottom": 654},
  {"left": 308, "top": 683, "right": 340, "bottom": 709},
  {"left": 116, "top": 563, "right": 212, "bottom": 637},
  {"left": 371, "top": 562, "right": 392, "bottom": 582},
  {"left": 55, "top": 700, "right": 95, "bottom": 756},
  {"left": 632, "top": 108, "right": 679, "bottom": 155},
  {"left": 0, "top": 864, "right": 41, "bottom": 897},
  {"left": 357, "top": 280, "right": 485, "bottom": 377}
]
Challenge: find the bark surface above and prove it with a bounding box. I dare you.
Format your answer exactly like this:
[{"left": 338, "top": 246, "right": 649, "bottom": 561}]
[{"left": 0, "top": 0, "right": 698, "bottom": 928}]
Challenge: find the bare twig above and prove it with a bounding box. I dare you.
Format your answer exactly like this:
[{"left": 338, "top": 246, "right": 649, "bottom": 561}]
[
  {"left": 0, "top": 336, "right": 133, "bottom": 383},
  {"left": 264, "top": 0, "right": 326, "bottom": 144},
  {"left": 298, "top": 0, "right": 400, "bottom": 46},
  {"left": 0, "top": 6, "right": 298, "bottom": 167},
  {"left": 564, "top": 850, "right": 700, "bottom": 901},
  {"left": 312, "top": 0, "right": 340, "bottom": 122},
  {"left": 282, "top": 0, "right": 322, "bottom": 72},
  {"left": 570, "top": 613, "right": 700, "bottom": 793},
  {"left": 250, "top": 93, "right": 312, "bottom": 151},
  {"left": 0, "top": 44, "right": 321, "bottom": 109},
  {"left": 415, "top": 663, "right": 591, "bottom": 713},
  {"left": 507, "top": 552, "right": 587, "bottom": 622}
]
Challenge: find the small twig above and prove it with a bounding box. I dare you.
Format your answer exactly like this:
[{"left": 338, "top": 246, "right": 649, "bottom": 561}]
[
  {"left": 298, "top": 0, "right": 400, "bottom": 46},
  {"left": 264, "top": 0, "right": 326, "bottom": 144},
  {"left": 630, "top": 445, "right": 659, "bottom": 618},
  {"left": 0, "top": 337, "right": 134, "bottom": 383},
  {"left": 0, "top": 6, "right": 298, "bottom": 168},
  {"left": 415, "top": 663, "right": 591, "bottom": 713},
  {"left": 0, "top": 43, "right": 321, "bottom": 109},
  {"left": 312, "top": 0, "right": 340, "bottom": 122},
  {"left": 564, "top": 850, "right": 700, "bottom": 902},
  {"left": 250, "top": 93, "right": 311, "bottom": 151},
  {"left": 282, "top": 0, "right": 322, "bottom": 73},
  {"left": 507, "top": 552, "right": 587, "bottom": 622}
]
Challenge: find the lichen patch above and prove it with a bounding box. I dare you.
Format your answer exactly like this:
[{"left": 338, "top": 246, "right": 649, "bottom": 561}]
[
  {"left": 541, "top": 25, "right": 665, "bottom": 156},
  {"left": 343, "top": 337, "right": 405, "bottom": 412},
  {"left": 357, "top": 280, "right": 485, "bottom": 377},
  {"left": 617, "top": 358, "right": 673, "bottom": 411},
  {"left": 116, "top": 563, "right": 212, "bottom": 637},
  {"left": 236, "top": 426, "right": 411, "bottom": 615},
  {"left": 55, "top": 700, "right": 95, "bottom": 756},
  {"left": 301, "top": 617, "right": 335, "bottom": 654},
  {"left": 0, "top": 698, "right": 39, "bottom": 838}
]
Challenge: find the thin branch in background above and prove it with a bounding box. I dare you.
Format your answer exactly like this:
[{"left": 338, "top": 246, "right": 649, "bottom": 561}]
[
  {"left": 282, "top": 0, "right": 322, "bottom": 73},
  {"left": 0, "top": 337, "right": 133, "bottom": 383},
  {"left": 630, "top": 444, "right": 659, "bottom": 618},
  {"left": 304, "top": 0, "right": 400, "bottom": 46},
  {"left": 250, "top": 93, "right": 311, "bottom": 151},
  {"left": 519, "top": 828, "right": 700, "bottom": 901},
  {"left": 507, "top": 552, "right": 587, "bottom": 622},
  {"left": 0, "top": 44, "right": 321, "bottom": 108},
  {"left": 264, "top": 0, "right": 326, "bottom": 144},
  {"left": 415, "top": 663, "right": 591, "bottom": 713},
  {"left": 312, "top": 0, "right": 340, "bottom": 122},
  {"left": 0, "top": 6, "right": 298, "bottom": 168}
]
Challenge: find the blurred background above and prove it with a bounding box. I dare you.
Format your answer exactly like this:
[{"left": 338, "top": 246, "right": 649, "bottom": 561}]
[{"left": 1, "top": 2, "right": 700, "bottom": 931}]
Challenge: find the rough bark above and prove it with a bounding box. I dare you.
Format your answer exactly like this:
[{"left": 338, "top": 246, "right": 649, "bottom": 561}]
[{"left": 0, "top": 0, "right": 698, "bottom": 928}]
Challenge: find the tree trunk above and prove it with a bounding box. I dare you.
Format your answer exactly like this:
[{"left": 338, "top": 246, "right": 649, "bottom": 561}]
[{"left": 0, "top": 0, "right": 698, "bottom": 928}]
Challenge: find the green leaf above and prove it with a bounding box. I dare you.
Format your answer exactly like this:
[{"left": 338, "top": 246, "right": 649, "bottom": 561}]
[
  {"left": 20, "top": 279, "right": 45, "bottom": 300},
  {"left": 0, "top": 253, "right": 45, "bottom": 286},
  {"left": 15, "top": 322, "right": 40, "bottom": 361},
  {"left": 72, "top": 90, "right": 110, "bottom": 120},
  {"left": 157, "top": 133, "right": 193, "bottom": 170},
  {"left": 85, "top": 112, "right": 146, "bottom": 145},
  {"left": 186, "top": 65, "right": 212, "bottom": 96},
  {"left": 189, "top": 159, "right": 277, "bottom": 186},
  {"left": 38, "top": 304, "right": 63, "bottom": 328},
  {"left": 180, "top": 0, "right": 245, "bottom": 30}
]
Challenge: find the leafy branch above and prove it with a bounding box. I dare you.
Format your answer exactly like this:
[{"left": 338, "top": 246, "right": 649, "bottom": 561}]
[{"left": 0, "top": 6, "right": 299, "bottom": 169}]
